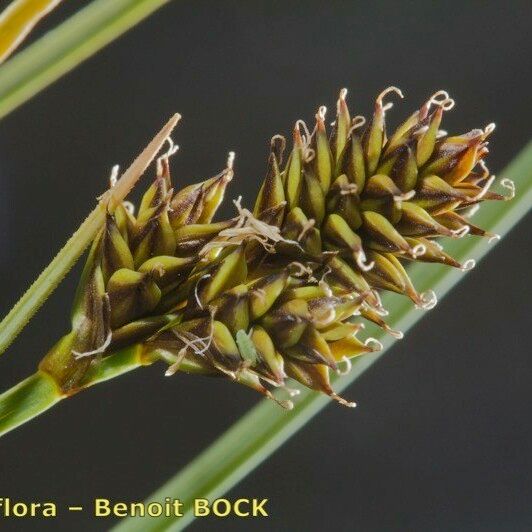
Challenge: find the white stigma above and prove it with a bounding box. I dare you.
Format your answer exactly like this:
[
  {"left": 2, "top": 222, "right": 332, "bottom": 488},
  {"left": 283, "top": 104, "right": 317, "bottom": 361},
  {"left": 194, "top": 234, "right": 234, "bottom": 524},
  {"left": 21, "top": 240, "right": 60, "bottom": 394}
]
[
  {"left": 336, "top": 356, "right": 353, "bottom": 376},
  {"left": 109, "top": 164, "right": 120, "bottom": 187},
  {"left": 364, "top": 337, "right": 384, "bottom": 351},
  {"left": 451, "top": 225, "right": 470, "bottom": 238},
  {"left": 500, "top": 178, "right": 516, "bottom": 200},
  {"left": 416, "top": 290, "right": 438, "bottom": 310},
  {"left": 355, "top": 251, "right": 375, "bottom": 272},
  {"left": 411, "top": 243, "right": 427, "bottom": 258},
  {"left": 460, "top": 259, "right": 476, "bottom": 272}
]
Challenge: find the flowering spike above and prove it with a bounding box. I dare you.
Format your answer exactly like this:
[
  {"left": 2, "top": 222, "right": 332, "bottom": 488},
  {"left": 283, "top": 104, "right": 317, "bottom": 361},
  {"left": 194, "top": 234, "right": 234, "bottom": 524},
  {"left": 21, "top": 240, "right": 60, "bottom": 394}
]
[{"left": 37, "top": 87, "right": 506, "bottom": 409}]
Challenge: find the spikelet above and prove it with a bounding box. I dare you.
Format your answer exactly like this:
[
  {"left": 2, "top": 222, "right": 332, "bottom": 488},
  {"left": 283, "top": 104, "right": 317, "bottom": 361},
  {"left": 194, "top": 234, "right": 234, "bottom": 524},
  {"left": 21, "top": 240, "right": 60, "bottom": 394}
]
[
  {"left": 39, "top": 147, "right": 235, "bottom": 391},
  {"left": 39, "top": 88, "right": 512, "bottom": 408}
]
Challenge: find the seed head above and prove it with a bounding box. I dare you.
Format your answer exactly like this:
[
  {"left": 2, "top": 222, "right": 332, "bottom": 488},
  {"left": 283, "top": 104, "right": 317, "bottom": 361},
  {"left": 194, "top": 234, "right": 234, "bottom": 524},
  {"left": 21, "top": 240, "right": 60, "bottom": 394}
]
[{"left": 39, "top": 88, "right": 511, "bottom": 407}]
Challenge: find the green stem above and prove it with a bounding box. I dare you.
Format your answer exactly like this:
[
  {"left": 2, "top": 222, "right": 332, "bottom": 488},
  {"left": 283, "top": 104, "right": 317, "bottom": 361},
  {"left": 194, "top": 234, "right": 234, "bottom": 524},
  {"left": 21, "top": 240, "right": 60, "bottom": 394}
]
[
  {"left": 0, "top": 346, "right": 196, "bottom": 437},
  {"left": 113, "top": 140, "right": 532, "bottom": 532},
  {"left": 0, "top": 347, "right": 143, "bottom": 437},
  {"left": 0, "top": 0, "right": 172, "bottom": 119},
  {"left": 0, "top": 371, "right": 61, "bottom": 435},
  {"left": 0, "top": 114, "right": 180, "bottom": 356}
]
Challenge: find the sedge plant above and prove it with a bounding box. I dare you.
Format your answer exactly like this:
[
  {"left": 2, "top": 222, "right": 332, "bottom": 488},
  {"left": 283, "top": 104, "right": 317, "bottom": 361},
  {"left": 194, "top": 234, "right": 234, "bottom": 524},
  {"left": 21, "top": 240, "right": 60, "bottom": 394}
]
[
  {"left": 0, "top": 4, "right": 529, "bottom": 530},
  {"left": 0, "top": 87, "right": 517, "bottom": 436}
]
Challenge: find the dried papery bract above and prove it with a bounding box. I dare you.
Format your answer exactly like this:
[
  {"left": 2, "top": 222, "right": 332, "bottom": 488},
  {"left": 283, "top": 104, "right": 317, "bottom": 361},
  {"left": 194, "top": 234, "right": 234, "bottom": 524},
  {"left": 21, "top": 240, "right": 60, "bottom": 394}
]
[{"left": 35, "top": 88, "right": 512, "bottom": 410}]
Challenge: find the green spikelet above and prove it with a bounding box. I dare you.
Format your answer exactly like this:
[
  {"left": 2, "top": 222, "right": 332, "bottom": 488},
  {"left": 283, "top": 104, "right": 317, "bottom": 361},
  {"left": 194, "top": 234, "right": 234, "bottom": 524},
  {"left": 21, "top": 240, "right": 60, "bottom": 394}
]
[
  {"left": 39, "top": 152, "right": 234, "bottom": 392},
  {"left": 39, "top": 88, "right": 512, "bottom": 409}
]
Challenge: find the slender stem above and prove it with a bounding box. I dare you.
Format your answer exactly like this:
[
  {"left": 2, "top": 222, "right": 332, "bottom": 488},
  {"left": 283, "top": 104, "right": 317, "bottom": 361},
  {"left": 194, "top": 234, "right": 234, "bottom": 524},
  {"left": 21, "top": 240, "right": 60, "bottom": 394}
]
[
  {"left": 0, "top": 348, "right": 143, "bottom": 438},
  {"left": 0, "top": 346, "right": 198, "bottom": 437},
  {"left": 113, "top": 140, "right": 532, "bottom": 532},
  {"left": 0, "top": 371, "right": 61, "bottom": 435},
  {"left": 0, "top": 0, "right": 172, "bottom": 119},
  {"left": 0, "top": 0, "right": 63, "bottom": 64},
  {"left": 0, "top": 114, "right": 180, "bottom": 355}
]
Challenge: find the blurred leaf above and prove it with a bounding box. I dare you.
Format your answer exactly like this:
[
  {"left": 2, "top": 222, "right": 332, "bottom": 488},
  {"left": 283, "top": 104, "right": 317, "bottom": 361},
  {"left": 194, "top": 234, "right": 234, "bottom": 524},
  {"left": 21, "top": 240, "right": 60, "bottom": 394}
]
[
  {"left": 0, "top": 0, "right": 171, "bottom": 119},
  {"left": 0, "top": 0, "right": 63, "bottom": 64}
]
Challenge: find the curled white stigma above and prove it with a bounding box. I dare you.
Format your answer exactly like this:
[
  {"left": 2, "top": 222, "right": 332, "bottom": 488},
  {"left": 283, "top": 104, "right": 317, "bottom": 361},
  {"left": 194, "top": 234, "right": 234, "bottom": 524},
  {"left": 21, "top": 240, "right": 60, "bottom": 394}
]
[
  {"left": 348, "top": 115, "right": 366, "bottom": 135},
  {"left": 488, "top": 233, "right": 501, "bottom": 243},
  {"left": 194, "top": 273, "right": 211, "bottom": 310},
  {"left": 387, "top": 327, "right": 404, "bottom": 339},
  {"left": 411, "top": 243, "right": 427, "bottom": 258},
  {"left": 370, "top": 290, "right": 389, "bottom": 316},
  {"left": 470, "top": 174, "right": 496, "bottom": 201},
  {"left": 314, "top": 307, "right": 336, "bottom": 328},
  {"left": 364, "top": 337, "right": 384, "bottom": 352},
  {"left": 451, "top": 225, "right": 470, "bottom": 238},
  {"left": 109, "top": 164, "right": 120, "bottom": 187},
  {"left": 336, "top": 356, "right": 353, "bottom": 376},
  {"left": 164, "top": 136, "right": 179, "bottom": 158},
  {"left": 376, "top": 86, "right": 404, "bottom": 110},
  {"left": 288, "top": 261, "right": 315, "bottom": 280},
  {"left": 295, "top": 119, "right": 316, "bottom": 161},
  {"left": 500, "top": 178, "right": 516, "bottom": 200},
  {"left": 460, "top": 259, "right": 476, "bottom": 272},
  {"left": 416, "top": 290, "right": 438, "bottom": 310},
  {"left": 303, "top": 147, "right": 316, "bottom": 163},
  {"left": 355, "top": 250, "right": 375, "bottom": 272},
  {"left": 156, "top": 136, "right": 179, "bottom": 174},
  {"left": 428, "top": 90, "right": 455, "bottom": 111},
  {"left": 271, "top": 133, "right": 286, "bottom": 150},
  {"left": 477, "top": 160, "right": 490, "bottom": 180},
  {"left": 296, "top": 119, "right": 312, "bottom": 144},
  {"left": 375, "top": 306, "right": 389, "bottom": 317}
]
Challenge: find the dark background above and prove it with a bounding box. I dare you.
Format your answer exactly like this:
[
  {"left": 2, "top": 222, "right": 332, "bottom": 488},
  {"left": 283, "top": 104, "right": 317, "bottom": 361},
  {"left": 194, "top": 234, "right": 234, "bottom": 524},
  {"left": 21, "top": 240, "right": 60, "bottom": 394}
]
[{"left": 0, "top": 1, "right": 531, "bottom": 530}]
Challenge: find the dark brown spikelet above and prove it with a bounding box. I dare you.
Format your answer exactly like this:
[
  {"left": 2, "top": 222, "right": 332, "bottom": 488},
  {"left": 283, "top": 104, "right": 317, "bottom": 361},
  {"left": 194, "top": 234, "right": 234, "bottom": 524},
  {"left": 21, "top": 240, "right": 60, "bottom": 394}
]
[{"left": 39, "top": 88, "right": 514, "bottom": 408}]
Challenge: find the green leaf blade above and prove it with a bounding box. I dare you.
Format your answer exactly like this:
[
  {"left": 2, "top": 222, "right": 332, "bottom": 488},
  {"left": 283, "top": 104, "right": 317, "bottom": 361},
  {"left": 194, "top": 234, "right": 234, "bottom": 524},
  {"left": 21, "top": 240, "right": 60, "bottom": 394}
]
[{"left": 0, "top": 0, "right": 172, "bottom": 120}]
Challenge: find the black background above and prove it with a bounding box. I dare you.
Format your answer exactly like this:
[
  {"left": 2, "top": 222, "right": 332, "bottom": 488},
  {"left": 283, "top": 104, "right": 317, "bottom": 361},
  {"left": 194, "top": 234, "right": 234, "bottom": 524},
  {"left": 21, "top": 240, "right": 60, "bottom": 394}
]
[{"left": 0, "top": 1, "right": 531, "bottom": 530}]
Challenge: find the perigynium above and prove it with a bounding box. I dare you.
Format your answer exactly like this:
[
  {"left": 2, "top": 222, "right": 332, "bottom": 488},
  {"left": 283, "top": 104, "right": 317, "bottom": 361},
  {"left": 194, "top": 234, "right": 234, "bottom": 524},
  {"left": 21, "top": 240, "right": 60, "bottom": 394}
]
[{"left": 36, "top": 87, "right": 514, "bottom": 410}]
